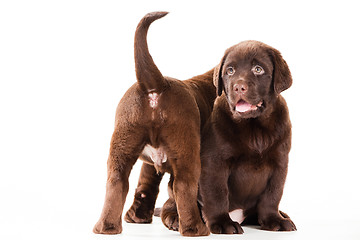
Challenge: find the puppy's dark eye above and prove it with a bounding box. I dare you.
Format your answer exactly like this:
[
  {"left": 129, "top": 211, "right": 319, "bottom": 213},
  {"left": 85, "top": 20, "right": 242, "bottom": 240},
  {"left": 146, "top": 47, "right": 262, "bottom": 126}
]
[
  {"left": 226, "top": 67, "right": 235, "bottom": 76},
  {"left": 252, "top": 65, "right": 264, "bottom": 75}
]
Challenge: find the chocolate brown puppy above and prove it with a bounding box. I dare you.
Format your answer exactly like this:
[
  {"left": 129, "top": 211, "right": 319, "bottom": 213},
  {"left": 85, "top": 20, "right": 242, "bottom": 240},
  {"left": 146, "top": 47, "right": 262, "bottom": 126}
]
[
  {"left": 93, "top": 12, "right": 215, "bottom": 236},
  {"left": 199, "top": 40, "right": 296, "bottom": 234}
]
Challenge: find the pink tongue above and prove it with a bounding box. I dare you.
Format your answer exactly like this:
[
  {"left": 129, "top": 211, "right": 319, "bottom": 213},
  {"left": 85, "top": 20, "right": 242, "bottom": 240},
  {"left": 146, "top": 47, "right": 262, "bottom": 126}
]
[{"left": 236, "top": 100, "right": 253, "bottom": 113}]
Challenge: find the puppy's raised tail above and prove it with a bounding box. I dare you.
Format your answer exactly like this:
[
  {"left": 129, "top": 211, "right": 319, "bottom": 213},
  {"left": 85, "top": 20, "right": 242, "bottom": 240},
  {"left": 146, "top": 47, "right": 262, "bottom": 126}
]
[{"left": 134, "top": 11, "right": 169, "bottom": 93}]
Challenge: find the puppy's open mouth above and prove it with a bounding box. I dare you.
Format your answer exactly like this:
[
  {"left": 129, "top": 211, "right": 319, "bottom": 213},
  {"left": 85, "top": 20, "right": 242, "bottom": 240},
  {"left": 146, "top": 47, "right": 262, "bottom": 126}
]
[{"left": 235, "top": 99, "right": 263, "bottom": 113}]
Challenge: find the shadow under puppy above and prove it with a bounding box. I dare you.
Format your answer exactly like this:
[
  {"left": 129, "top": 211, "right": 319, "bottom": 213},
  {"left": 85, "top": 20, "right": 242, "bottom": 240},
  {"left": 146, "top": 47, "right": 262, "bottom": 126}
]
[
  {"left": 199, "top": 40, "right": 296, "bottom": 234},
  {"left": 93, "top": 12, "right": 216, "bottom": 236}
]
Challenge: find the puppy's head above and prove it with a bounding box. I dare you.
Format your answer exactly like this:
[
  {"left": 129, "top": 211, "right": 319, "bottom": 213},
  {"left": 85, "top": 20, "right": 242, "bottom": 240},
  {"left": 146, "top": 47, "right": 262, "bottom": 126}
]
[{"left": 214, "top": 40, "right": 292, "bottom": 119}]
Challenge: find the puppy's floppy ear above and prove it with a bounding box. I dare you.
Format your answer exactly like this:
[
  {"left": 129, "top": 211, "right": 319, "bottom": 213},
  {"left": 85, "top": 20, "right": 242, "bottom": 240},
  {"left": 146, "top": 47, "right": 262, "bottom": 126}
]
[
  {"left": 268, "top": 47, "right": 292, "bottom": 94},
  {"left": 213, "top": 54, "right": 227, "bottom": 96}
]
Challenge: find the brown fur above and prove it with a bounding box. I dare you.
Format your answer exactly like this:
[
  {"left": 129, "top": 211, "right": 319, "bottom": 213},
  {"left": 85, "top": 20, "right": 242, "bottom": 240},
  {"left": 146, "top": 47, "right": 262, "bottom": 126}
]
[
  {"left": 93, "top": 12, "right": 215, "bottom": 236},
  {"left": 199, "top": 40, "right": 296, "bottom": 234}
]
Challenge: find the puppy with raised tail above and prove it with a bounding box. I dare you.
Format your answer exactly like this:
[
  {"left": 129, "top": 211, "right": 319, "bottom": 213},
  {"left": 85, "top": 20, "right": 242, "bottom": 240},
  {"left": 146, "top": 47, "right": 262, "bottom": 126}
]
[
  {"left": 199, "top": 40, "right": 296, "bottom": 234},
  {"left": 93, "top": 12, "right": 216, "bottom": 236}
]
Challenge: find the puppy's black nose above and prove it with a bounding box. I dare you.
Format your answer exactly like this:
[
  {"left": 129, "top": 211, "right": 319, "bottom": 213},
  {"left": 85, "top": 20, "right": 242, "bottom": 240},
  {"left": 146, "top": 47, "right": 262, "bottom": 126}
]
[{"left": 233, "top": 83, "right": 247, "bottom": 94}]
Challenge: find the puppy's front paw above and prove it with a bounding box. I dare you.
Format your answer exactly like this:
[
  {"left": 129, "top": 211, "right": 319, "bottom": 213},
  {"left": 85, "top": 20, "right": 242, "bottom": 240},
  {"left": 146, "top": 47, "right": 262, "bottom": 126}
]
[
  {"left": 209, "top": 218, "right": 243, "bottom": 234},
  {"left": 260, "top": 214, "right": 296, "bottom": 231},
  {"left": 181, "top": 221, "right": 210, "bottom": 237},
  {"left": 161, "top": 198, "right": 180, "bottom": 231},
  {"left": 162, "top": 210, "right": 179, "bottom": 231},
  {"left": 93, "top": 220, "right": 122, "bottom": 234}
]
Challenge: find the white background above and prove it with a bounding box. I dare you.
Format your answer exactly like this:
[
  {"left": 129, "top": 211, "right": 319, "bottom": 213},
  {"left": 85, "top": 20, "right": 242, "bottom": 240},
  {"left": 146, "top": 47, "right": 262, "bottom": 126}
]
[{"left": 1, "top": 0, "right": 359, "bottom": 239}]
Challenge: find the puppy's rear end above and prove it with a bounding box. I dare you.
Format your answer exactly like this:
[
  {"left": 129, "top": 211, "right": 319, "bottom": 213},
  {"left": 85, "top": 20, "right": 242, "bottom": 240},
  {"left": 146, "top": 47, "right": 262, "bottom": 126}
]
[{"left": 94, "top": 12, "right": 212, "bottom": 237}]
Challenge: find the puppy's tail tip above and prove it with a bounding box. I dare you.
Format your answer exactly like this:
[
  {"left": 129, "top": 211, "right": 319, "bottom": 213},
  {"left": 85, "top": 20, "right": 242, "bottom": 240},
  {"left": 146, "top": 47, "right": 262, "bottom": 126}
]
[
  {"left": 144, "top": 11, "right": 169, "bottom": 20},
  {"left": 134, "top": 11, "right": 169, "bottom": 93}
]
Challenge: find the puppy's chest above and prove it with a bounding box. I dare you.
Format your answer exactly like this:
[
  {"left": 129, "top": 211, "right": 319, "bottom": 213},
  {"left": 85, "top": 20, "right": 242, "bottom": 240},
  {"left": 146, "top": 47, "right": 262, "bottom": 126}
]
[
  {"left": 229, "top": 159, "right": 271, "bottom": 200},
  {"left": 237, "top": 125, "right": 277, "bottom": 154}
]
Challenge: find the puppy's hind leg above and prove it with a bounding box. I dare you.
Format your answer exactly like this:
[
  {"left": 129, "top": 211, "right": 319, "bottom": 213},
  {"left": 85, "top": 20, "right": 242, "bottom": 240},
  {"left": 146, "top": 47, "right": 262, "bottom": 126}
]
[
  {"left": 125, "top": 163, "right": 164, "bottom": 223},
  {"left": 162, "top": 125, "right": 210, "bottom": 236},
  {"left": 93, "top": 126, "right": 146, "bottom": 234}
]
